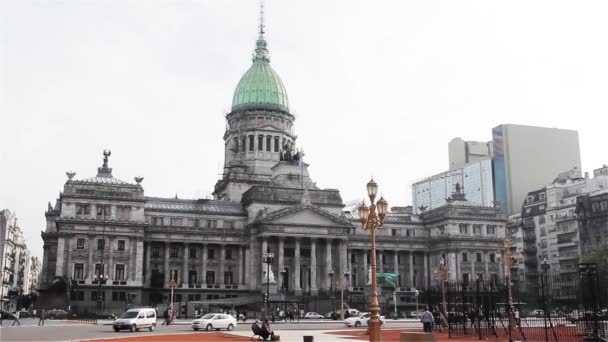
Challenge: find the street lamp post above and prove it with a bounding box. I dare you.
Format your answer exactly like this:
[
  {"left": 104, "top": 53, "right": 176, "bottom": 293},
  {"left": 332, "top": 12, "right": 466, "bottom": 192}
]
[
  {"left": 96, "top": 204, "right": 108, "bottom": 312},
  {"left": 167, "top": 270, "right": 179, "bottom": 311},
  {"left": 329, "top": 269, "right": 335, "bottom": 318},
  {"left": 262, "top": 252, "right": 275, "bottom": 319},
  {"left": 339, "top": 271, "right": 350, "bottom": 320},
  {"left": 414, "top": 289, "right": 419, "bottom": 313},
  {"left": 358, "top": 178, "right": 389, "bottom": 342}
]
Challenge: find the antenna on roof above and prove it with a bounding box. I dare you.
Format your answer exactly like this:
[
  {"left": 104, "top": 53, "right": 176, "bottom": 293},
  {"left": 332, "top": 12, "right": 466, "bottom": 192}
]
[{"left": 258, "top": 1, "right": 265, "bottom": 39}]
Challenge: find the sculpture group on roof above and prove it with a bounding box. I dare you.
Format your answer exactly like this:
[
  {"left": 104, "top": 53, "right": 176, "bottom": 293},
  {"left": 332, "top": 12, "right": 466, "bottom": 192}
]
[{"left": 279, "top": 141, "right": 302, "bottom": 164}]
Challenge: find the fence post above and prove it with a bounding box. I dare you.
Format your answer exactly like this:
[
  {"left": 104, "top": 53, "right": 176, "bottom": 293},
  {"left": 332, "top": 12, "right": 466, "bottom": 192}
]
[
  {"left": 476, "top": 277, "right": 482, "bottom": 340},
  {"left": 540, "top": 269, "right": 548, "bottom": 342}
]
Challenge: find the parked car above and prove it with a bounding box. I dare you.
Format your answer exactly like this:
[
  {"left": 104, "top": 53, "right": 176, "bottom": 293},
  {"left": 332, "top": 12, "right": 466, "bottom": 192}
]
[
  {"left": 12, "top": 311, "right": 34, "bottom": 319},
  {"left": 47, "top": 309, "right": 68, "bottom": 319},
  {"left": 192, "top": 313, "right": 237, "bottom": 331},
  {"left": 113, "top": 308, "right": 157, "bottom": 332},
  {"left": 344, "top": 312, "right": 385, "bottom": 327},
  {"left": 409, "top": 310, "right": 424, "bottom": 319},
  {"left": 304, "top": 312, "right": 324, "bottom": 319}
]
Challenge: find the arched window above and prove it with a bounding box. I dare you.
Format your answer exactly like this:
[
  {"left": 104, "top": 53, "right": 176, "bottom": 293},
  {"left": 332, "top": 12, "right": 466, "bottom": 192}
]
[
  {"left": 249, "top": 135, "right": 254, "bottom": 152},
  {"left": 241, "top": 137, "right": 246, "bottom": 152},
  {"left": 274, "top": 137, "right": 279, "bottom": 152},
  {"left": 234, "top": 138, "right": 239, "bottom": 152},
  {"left": 266, "top": 136, "right": 271, "bottom": 151},
  {"left": 258, "top": 135, "right": 263, "bottom": 151}
]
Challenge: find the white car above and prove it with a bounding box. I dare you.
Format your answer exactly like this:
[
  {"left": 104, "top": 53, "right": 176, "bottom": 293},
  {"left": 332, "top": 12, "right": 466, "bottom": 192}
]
[
  {"left": 344, "top": 312, "right": 385, "bottom": 327},
  {"left": 113, "top": 308, "right": 157, "bottom": 332},
  {"left": 304, "top": 312, "right": 324, "bottom": 319},
  {"left": 192, "top": 313, "right": 237, "bottom": 331}
]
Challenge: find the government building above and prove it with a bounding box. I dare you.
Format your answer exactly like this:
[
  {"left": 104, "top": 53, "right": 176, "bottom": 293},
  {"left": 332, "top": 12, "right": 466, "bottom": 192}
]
[{"left": 40, "top": 15, "right": 506, "bottom": 317}]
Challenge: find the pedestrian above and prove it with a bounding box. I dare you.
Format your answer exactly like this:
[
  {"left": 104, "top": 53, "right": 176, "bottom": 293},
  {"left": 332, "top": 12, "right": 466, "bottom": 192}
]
[
  {"left": 38, "top": 309, "right": 46, "bottom": 326},
  {"left": 420, "top": 306, "right": 434, "bottom": 333},
  {"left": 171, "top": 308, "right": 177, "bottom": 323},
  {"left": 11, "top": 311, "right": 21, "bottom": 327},
  {"left": 161, "top": 308, "right": 170, "bottom": 325},
  {"left": 289, "top": 311, "right": 294, "bottom": 323}
]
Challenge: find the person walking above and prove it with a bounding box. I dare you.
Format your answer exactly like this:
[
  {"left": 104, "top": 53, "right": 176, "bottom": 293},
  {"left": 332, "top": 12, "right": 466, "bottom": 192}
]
[
  {"left": 420, "top": 307, "right": 434, "bottom": 333},
  {"left": 161, "top": 308, "right": 170, "bottom": 325},
  {"left": 38, "top": 308, "right": 46, "bottom": 327}
]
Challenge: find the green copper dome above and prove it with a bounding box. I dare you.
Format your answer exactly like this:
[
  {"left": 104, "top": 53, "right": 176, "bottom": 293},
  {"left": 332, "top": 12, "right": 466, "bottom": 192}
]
[{"left": 231, "top": 30, "right": 289, "bottom": 112}]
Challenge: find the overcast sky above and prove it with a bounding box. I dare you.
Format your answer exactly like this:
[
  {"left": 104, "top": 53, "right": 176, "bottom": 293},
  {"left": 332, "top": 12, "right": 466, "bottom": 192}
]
[{"left": 2, "top": 0, "right": 607, "bottom": 259}]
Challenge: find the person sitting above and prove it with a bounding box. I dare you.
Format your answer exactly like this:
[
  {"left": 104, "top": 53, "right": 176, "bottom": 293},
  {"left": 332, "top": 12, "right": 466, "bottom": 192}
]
[
  {"left": 251, "top": 321, "right": 264, "bottom": 340},
  {"left": 260, "top": 319, "right": 275, "bottom": 340}
]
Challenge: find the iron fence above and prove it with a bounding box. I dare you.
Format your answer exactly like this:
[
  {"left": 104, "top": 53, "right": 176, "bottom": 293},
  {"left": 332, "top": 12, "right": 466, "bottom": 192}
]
[{"left": 421, "top": 267, "right": 608, "bottom": 341}]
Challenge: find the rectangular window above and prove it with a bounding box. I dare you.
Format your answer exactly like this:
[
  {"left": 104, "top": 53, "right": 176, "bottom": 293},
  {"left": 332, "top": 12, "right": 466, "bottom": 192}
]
[
  {"left": 226, "top": 248, "right": 233, "bottom": 260},
  {"left": 258, "top": 135, "right": 263, "bottom": 151},
  {"left": 189, "top": 247, "right": 197, "bottom": 259},
  {"left": 473, "top": 224, "right": 482, "bottom": 234},
  {"left": 96, "top": 205, "right": 110, "bottom": 218},
  {"left": 206, "top": 271, "right": 215, "bottom": 284},
  {"left": 74, "top": 263, "right": 84, "bottom": 280},
  {"left": 76, "top": 238, "right": 85, "bottom": 249},
  {"left": 194, "top": 219, "right": 200, "bottom": 227},
  {"left": 392, "top": 229, "right": 398, "bottom": 236},
  {"left": 266, "top": 136, "right": 271, "bottom": 151},
  {"left": 527, "top": 195, "right": 534, "bottom": 203},
  {"left": 208, "top": 249, "right": 215, "bottom": 259},
  {"left": 97, "top": 239, "right": 105, "bottom": 250},
  {"left": 539, "top": 193, "right": 546, "bottom": 201},
  {"left": 476, "top": 253, "right": 482, "bottom": 262},
  {"left": 117, "top": 240, "right": 125, "bottom": 251},
  {"left": 540, "top": 228, "right": 546, "bottom": 237},
  {"left": 170, "top": 218, "right": 182, "bottom": 226},
  {"left": 91, "top": 291, "right": 98, "bottom": 301},
  {"left": 459, "top": 224, "right": 469, "bottom": 234},
  {"left": 228, "top": 221, "right": 235, "bottom": 229},
  {"left": 249, "top": 135, "right": 254, "bottom": 151},
  {"left": 462, "top": 253, "right": 468, "bottom": 262},
  {"left": 274, "top": 137, "right": 279, "bottom": 152},
  {"left": 241, "top": 137, "right": 246, "bottom": 152},
  {"left": 170, "top": 247, "right": 178, "bottom": 257},
  {"left": 95, "top": 263, "right": 105, "bottom": 276},
  {"left": 540, "top": 240, "right": 547, "bottom": 248},
  {"left": 486, "top": 225, "right": 496, "bottom": 235},
  {"left": 489, "top": 253, "right": 496, "bottom": 263},
  {"left": 224, "top": 271, "right": 233, "bottom": 285},
  {"left": 76, "top": 204, "right": 91, "bottom": 216},
  {"left": 115, "top": 264, "right": 125, "bottom": 281},
  {"left": 152, "top": 246, "right": 160, "bottom": 257}
]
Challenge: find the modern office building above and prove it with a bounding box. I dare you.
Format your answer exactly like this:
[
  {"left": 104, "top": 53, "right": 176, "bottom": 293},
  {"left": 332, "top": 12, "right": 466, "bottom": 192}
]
[
  {"left": 492, "top": 124, "right": 582, "bottom": 215},
  {"left": 448, "top": 138, "right": 493, "bottom": 170},
  {"left": 412, "top": 159, "right": 495, "bottom": 214}
]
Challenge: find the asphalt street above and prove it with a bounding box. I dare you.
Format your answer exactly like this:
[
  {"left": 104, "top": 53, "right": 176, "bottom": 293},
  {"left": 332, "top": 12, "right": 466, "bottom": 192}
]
[{"left": 0, "top": 318, "right": 421, "bottom": 341}]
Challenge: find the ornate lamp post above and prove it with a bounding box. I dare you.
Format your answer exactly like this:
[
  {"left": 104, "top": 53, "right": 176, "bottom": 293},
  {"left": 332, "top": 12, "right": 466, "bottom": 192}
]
[
  {"left": 329, "top": 269, "right": 335, "bottom": 317},
  {"left": 95, "top": 273, "right": 108, "bottom": 311},
  {"left": 262, "top": 252, "right": 275, "bottom": 319},
  {"left": 358, "top": 178, "right": 389, "bottom": 342},
  {"left": 339, "top": 271, "right": 350, "bottom": 320},
  {"left": 167, "top": 270, "right": 179, "bottom": 311}
]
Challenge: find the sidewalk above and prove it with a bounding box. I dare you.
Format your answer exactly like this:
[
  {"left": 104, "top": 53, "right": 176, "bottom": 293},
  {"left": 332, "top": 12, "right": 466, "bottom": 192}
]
[
  {"left": 229, "top": 329, "right": 361, "bottom": 342},
  {"left": 97, "top": 318, "right": 421, "bottom": 326}
]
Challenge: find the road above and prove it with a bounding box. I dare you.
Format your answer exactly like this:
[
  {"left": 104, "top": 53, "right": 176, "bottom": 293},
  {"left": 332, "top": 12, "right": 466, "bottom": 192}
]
[{"left": 0, "top": 318, "right": 421, "bottom": 341}]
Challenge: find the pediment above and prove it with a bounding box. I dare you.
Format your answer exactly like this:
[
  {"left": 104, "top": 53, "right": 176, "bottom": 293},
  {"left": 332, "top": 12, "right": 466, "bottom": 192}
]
[{"left": 257, "top": 204, "right": 353, "bottom": 228}]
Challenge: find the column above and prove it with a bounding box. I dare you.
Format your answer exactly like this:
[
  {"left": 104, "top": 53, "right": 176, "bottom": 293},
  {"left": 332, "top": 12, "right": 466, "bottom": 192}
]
[
  {"left": 362, "top": 250, "right": 367, "bottom": 286},
  {"left": 164, "top": 242, "right": 170, "bottom": 285},
  {"left": 65, "top": 238, "right": 72, "bottom": 278},
  {"left": 244, "top": 246, "right": 250, "bottom": 286},
  {"left": 183, "top": 243, "right": 189, "bottom": 286},
  {"left": 347, "top": 248, "right": 353, "bottom": 287},
  {"left": 134, "top": 238, "right": 144, "bottom": 283},
  {"left": 56, "top": 237, "right": 65, "bottom": 276},
  {"left": 340, "top": 240, "right": 347, "bottom": 276},
  {"left": 393, "top": 251, "right": 399, "bottom": 287},
  {"left": 325, "top": 239, "right": 332, "bottom": 289},
  {"left": 449, "top": 252, "right": 458, "bottom": 282},
  {"left": 278, "top": 237, "right": 284, "bottom": 290},
  {"left": 107, "top": 236, "right": 114, "bottom": 280},
  {"left": 424, "top": 252, "right": 429, "bottom": 288},
  {"left": 238, "top": 246, "right": 244, "bottom": 285},
  {"left": 484, "top": 251, "right": 489, "bottom": 278},
  {"left": 262, "top": 238, "right": 268, "bottom": 255},
  {"left": 41, "top": 245, "right": 49, "bottom": 285},
  {"left": 409, "top": 252, "right": 414, "bottom": 287},
  {"left": 310, "top": 238, "right": 317, "bottom": 293},
  {"left": 88, "top": 237, "right": 94, "bottom": 279},
  {"left": 201, "top": 244, "right": 207, "bottom": 286},
  {"left": 219, "top": 245, "right": 225, "bottom": 285},
  {"left": 145, "top": 242, "right": 152, "bottom": 286},
  {"left": 471, "top": 250, "right": 476, "bottom": 279},
  {"left": 294, "top": 238, "right": 301, "bottom": 293}
]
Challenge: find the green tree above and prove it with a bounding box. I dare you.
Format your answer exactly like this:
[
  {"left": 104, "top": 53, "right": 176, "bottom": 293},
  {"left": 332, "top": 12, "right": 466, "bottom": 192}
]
[{"left": 579, "top": 245, "right": 608, "bottom": 304}]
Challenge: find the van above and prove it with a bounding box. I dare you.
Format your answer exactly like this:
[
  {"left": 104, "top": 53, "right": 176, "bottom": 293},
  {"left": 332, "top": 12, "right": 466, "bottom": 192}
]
[
  {"left": 113, "top": 308, "right": 157, "bottom": 332},
  {"left": 346, "top": 309, "right": 360, "bottom": 317}
]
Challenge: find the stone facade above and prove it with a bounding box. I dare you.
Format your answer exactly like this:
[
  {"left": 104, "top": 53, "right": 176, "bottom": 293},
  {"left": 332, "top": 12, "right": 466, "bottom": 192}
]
[
  {"left": 39, "top": 17, "right": 507, "bottom": 316},
  {"left": 1, "top": 209, "right": 32, "bottom": 310}
]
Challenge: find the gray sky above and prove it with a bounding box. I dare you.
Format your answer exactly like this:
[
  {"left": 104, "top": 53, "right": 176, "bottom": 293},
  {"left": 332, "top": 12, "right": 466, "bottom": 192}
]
[{"left": 2, "top": 0, "right": 607, "bottom": 259}]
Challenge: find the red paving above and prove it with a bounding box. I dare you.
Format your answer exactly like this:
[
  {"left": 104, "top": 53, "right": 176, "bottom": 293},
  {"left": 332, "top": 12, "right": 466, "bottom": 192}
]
[
  {"left": 84, "top": 332, "right": 250, "bottom": 342},
  {"left": 329, "top": 329, "right": 482, "bottom": 342}
]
